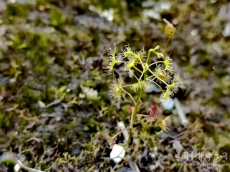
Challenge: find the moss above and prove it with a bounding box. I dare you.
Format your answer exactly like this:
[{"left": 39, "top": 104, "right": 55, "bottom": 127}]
[
  {"left": 6, "top": 3, "right": 29, "bottom": 17},
  {"left": 40, "top": 162, "right": 49, "bottom": 171},
  {"left": 0, "top": 113, "right": 10, "bottom": 129},
  {"left": 36, "top": 0, "right": 57, "bottom": 5},
  {"left": 217, "top": 70, "right": 229, "bottom": 78},
  {"left": 199, "top": 69, "right": 209, "bottom": 78},
  {"left": 1, "top": 159, "right": 15, "bottom": 170},
  {"left": 50, "top": 8, "right": 66, "bottom": 29}
]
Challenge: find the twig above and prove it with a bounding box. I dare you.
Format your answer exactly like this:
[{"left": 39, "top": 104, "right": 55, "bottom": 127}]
[{"left": 17, "top": 160, "right": 44, "bottom": 172}]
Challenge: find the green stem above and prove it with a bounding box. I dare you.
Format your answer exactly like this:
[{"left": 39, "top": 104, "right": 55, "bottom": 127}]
[
  {"left": 162, "top": 36, "right": 171, "bottom": 54},
  {"left": 129, "top": 70, "right": 139, "bottom": 80},
  {"left": 133, "top": 66, "right": 142, "bottom": 74},
  {"left": 127, "top": 46, "right": 165, "bottom": 146},
  {"left": 147, "top": 68, "right": 169, "bottom": 86},
  {"left": 149, "top": 80, "right": 164, "bottom": 92},
  {"left": 127, "top": 99, "right": 140, "bottom": 145},
  {"left": 146, "top": 49, "right": 154, "bottom": 65},
  {"left": 129, "top": 52, "right": 144, "bottom": 64},
  {"left": 138, "top": 68, "right": 146, "bottom": 81},
  {"left": 146, "top": 75, "right": 156, "bottom": 80},
  {"left": 122, "top": 88, "right": 136, "bottom": 104},
  {"left": 146, "top": 46, "right": 160, "bottom": 65},
  {"left": 130, "top": 102, "right": 139, "bottom": 129},
  {"left": 148, "top": 61, "right": 164, "bottom": 68},
  {"left": 144, "top": 47, "right": 161, "bottom": 81}
]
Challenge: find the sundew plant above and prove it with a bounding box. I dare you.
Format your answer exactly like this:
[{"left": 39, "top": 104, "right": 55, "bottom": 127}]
[{"left": 106, "top": 19, "right": 183, "bottom": 145}]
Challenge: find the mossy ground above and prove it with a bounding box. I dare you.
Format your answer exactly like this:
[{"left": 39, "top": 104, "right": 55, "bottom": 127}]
[{"left": 0, "top": 0, "right": 230, "bottom": 171}]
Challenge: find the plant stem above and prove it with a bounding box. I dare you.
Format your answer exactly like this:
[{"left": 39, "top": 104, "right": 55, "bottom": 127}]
[
  {"left": 149, "top": 80, "right": 164, "bottom": 92},
  {"left": 129, "top": 70, "right": 139, "bottom": 80},
  {"left": 138, "top": 69, "right": 146, "bottom": 81},
  {"left": 127, "top": 46, "right": 165, "bottom": 146},
  {"left": 127, "top": 49, "right": 154, "bottom": 145},
  {"left": 162, "top": 36, "right": 171, "bottom": 54},
  {"left": 122, "top": 88, "right": 136, "bottom": 104},
  {"left": 146, "top": 46, "right": 160, "bottom": 64},
  {"left": 148, "top": 61, "right": 164, "bottom": 68},
  {"left": 127, "top": 100, "right": 139, "bottom": 145},
  {"left": 145, "top": 47, "right": 159, "bottom": 81},
  {"left": 133, "top": 66, "right": 142, "bottom": 73},
  {"left": 130, "top": 102, "right": 139, "bottom": 128},
  {"left": 147, "top": 68, "right": 169, "bottom": 86},
  {"left": 146, "top": 75, "right": 156, "bottom": 80},
  {"left": 129, "top": 52, "right": 144, "bottom": 64}
]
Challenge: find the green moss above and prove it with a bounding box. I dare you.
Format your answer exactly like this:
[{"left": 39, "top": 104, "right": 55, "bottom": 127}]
[
  {"left": 2, "top": 159, "right": 15, "bottom": 166},
  {"left": 200, "top": 55, "right": 213, "bottom": 65},
  {"left": 40, "top": 162, "right": 49, "bottom": 170},
  {"left": 50, "top": 8, "right": 66, "bottom": 29},
  {"left": 0, "top": 113, "right": 10, "bottom": 129},
  {"left": 172, "top": 162, "right": 182, "bottom": 171},
  {"left": 199, "top": 69, "right": 209, "bottom": 78},
  {"left": 6, "top": 3, "right": 28, "bottom": 17},
  {"left": 217, "top": 70, "right": 229, "bottom": 78},
  {"left": 187, "top": 65, "right": 194, "bottom": 74},
  {"left": 36, "top": 0, "right": 56, "bottom": 5}
]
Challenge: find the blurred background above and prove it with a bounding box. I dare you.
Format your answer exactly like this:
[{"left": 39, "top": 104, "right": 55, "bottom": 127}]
[{"left": 0, "top": 0, "right": 229, "bottom": 171}]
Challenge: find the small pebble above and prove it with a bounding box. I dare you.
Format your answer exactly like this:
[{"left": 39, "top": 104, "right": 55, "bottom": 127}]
[
  {"left": 110, "top": 144, "right": 125, "bottom": 163},
  {"left": 161, "top": 98, "right": 175, "bottom": 110}
]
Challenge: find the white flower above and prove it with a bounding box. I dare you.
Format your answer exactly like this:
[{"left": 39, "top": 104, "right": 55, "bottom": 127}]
[{"left": 110, "top": 144, "right": 125, "bottom": 163}]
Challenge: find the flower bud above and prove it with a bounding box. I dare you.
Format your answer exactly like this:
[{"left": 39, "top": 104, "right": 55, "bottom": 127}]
[{"left": 163, "top": 19, "right": 176, "bottom": 37}]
